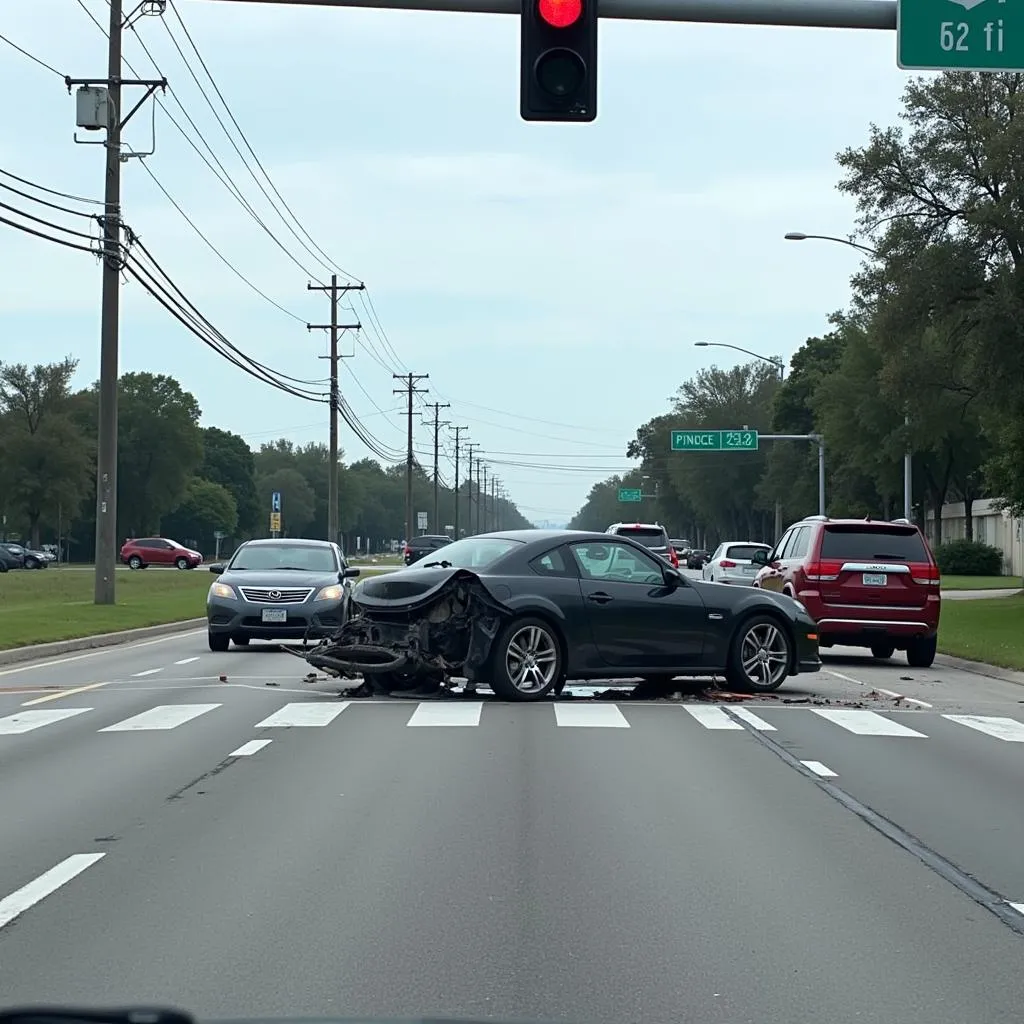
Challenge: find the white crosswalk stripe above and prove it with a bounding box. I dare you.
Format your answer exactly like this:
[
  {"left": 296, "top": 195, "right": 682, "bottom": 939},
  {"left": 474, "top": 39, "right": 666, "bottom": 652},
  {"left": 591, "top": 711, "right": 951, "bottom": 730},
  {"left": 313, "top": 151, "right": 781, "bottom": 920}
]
[
  {"left": 0, "top": 708, "right": 92, "bottom": 735},
  {"left": 942, "top": 715, "right": 1024, "bottom": 742},
  {"left": 255, "top": 702, "right": 350, "bottom": 728},
  {"left": 553, "top": 704, "right": 629, "bottom": 728},
  {"left": 811, "top": 709, "right": 927, "bottom": 737},
  {"left": 682, "top": 705, "right": 744, "bottom": 730},
  {"left": 98, "top": 704, "right": 222, "bottom": 732}
]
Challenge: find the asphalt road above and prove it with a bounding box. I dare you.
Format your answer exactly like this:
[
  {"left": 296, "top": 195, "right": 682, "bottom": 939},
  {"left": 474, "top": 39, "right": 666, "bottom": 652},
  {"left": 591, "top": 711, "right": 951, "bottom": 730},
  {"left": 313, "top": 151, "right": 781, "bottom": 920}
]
[{"left": 2, "top": 632, "right": 1024, "bottom": 1024}]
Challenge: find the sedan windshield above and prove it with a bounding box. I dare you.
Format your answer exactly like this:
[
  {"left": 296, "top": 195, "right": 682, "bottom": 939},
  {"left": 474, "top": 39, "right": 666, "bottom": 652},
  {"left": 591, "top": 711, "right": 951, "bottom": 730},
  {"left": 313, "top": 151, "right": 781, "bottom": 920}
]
[
  {"left": 229, "top": 544, "right": 338, "bottom": 572},
  {"left": 417, "top": 536, "right": 525, "bottom": 570}
]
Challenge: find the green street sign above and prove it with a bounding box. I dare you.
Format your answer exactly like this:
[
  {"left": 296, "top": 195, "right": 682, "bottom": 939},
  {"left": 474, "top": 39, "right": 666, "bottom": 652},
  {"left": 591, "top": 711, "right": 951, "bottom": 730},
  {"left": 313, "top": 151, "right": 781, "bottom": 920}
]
[
  {"left": 670, "top": 429, "right": 759, "bottom": 452},
  {"left": 617, "top": 487, "right": 643, "bottom": 502},
  {"left": 897, "top": 0, "right": 1024, "bottom": 71}
]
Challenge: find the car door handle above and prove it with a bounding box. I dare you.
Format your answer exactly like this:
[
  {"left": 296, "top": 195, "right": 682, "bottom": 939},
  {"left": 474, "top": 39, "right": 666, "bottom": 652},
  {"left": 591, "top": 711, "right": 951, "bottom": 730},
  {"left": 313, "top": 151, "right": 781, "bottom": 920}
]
[{"left": 587, "top": 592, "right": 614, "bottom": 604}]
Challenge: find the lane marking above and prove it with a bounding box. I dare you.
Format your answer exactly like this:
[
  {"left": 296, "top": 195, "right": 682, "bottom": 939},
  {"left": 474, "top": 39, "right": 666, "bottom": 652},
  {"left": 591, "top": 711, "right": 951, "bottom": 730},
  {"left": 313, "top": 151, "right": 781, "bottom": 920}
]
[
  {"left": 21, "top": 681, "right": 110, "bottom": 707},
  {"left": 942, "top": 715, "right": 1024, "bottom": 743},
  {"left": 255, "top": 702, "right": 351, "bottom": 727},
  {"left": 0, "top": 708, "right": 92, "bottom": 735},
  {"left": 553, "top": 704, "right": 630, "bottom": 728},
  {"left": 131, "top": 668, "right": 162, "bottom": 678},
  {"left": 683, "top": 705, "right": 744, "bottom": 730},
  {"left": 825, "top": 668, "right": 867, "bottom": 686},
  {"left": 99, "top": 703, "right": 221, "bottom": 732},
  {"left": 0, "top": 628, "right": 206, "bottom": 676},
  {"left": 1009, "top": 902, "right": 1024, "bottom": 916},
  {"left": 826, "top": 669, "right": 933, "bottom": 707},
  {"left": 407, "top": 702, "right": 483, "bottom": 727},
  {"left": 174, "top": 657, "right": 200, "bottom": 666},
  {"left": 729, "top": 707, "right": 776, "bottom": 731},
  {"left": 0, "top": 853, "right": 106, "bottom": 931},
  {"left": 812, "top": 709, "right": 927, "bottom": 737},
  {"left": 229, "top": 739, "right": 272, "bottom": 757},
  {"left": 801, "top": 760, "right": 838, "bottom": 778}
]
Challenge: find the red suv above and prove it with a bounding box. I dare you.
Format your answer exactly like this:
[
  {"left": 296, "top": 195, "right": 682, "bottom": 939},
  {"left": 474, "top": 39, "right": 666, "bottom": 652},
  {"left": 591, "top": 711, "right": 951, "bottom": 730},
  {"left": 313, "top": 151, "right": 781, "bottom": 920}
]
[
  {"left": 120, "top": 537, "right": 204, "bottom": 570},
  {"left": 751, "top": 515, "right": 940, "bottom": 667}
]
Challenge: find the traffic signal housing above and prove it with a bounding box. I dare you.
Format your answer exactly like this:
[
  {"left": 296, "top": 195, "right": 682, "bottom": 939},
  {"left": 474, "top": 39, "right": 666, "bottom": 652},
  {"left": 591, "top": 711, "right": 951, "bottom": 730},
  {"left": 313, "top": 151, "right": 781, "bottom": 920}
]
[{"left": 520, "top": 0, "right": 598, "bottom": 123}]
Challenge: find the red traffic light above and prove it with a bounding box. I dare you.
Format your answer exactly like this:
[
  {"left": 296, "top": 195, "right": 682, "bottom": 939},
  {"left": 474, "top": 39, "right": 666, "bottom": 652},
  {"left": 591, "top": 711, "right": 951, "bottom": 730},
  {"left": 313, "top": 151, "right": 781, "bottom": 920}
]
[{"left": 538, "top": 0, "right": 583, "bottom": 28}]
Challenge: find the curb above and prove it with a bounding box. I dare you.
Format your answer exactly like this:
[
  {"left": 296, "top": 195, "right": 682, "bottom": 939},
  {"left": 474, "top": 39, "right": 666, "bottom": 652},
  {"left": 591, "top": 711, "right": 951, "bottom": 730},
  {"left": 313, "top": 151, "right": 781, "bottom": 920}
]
[
  {"left": 934, "top": 652, "right": 1024, "bottom": 687},
  {"left": 0, "top": 618, "right": 206, "bottom": 668}
]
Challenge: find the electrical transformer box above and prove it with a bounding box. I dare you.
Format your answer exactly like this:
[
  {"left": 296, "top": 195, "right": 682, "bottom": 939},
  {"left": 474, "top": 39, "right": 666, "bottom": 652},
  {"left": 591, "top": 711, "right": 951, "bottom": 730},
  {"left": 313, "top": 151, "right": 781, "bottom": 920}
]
[{"left": 76, "top": 86, "right": 110, "bottom": 130}]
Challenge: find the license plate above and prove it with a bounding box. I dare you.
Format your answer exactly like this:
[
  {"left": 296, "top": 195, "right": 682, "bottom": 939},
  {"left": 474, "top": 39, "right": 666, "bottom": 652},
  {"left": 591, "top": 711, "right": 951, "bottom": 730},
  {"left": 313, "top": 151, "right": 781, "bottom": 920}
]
[
  {"left": 862, "top": 573, "right": 887, "bottom": 586},
  {"left": 743, "top": 566, "right": 757, "bottom": 574},
  {"left": 261, "top": 608, "right": 288, "bottom": 623}
]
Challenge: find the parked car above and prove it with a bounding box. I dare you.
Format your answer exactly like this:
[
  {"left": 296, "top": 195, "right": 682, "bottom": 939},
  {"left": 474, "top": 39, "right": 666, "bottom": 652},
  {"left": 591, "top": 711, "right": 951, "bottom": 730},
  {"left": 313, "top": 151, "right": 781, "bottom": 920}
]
[
  {"left": 0, "top": 546, "right": 18, "bottom": 573},
  {"left": 605, "top": 522, "right": 680, "bottom": 568},
  {"left": 750, "top": 515, "right": 940, "bottom": 667},
  {"left": 703, "top": 542, "right": 773, "bottom": 585},
  {"left": 120, "top": 537, "right": 204, "bottom": 570},
  {"left": 305, "top": 529, "right": 821, "bottom": 700},
  {"left": 205, "top": 537, "right": 361, "bottom": 651},
  {"left": 404, "top": 534, "right": 453, "bottom": 566},
  {"left": 1, "top": 542, "right": 50, "bottom": 569}
]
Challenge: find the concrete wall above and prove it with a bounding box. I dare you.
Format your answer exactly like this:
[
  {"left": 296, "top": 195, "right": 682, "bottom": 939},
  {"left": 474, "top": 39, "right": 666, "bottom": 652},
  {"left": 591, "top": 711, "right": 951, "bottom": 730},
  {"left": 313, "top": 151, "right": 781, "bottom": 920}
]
[{"left": 925, "top": 498, "right": 1024, "bottom": 576}]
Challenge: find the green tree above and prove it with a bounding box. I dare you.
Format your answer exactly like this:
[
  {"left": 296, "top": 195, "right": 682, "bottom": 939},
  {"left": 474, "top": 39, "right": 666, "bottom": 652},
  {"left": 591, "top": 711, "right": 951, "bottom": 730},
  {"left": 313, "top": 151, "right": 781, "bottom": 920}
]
[
  {"left": 200, "top": 427, "right": 259, "bottom": 535},
  {"left": 162, "top": 477, "right": 238, "bottom": 554},
  {"left": 0, "top": 358, "right": 92, "bottom": 547},
  {"left": 568, "top": 473, "right": 647, "bottom": 532}
]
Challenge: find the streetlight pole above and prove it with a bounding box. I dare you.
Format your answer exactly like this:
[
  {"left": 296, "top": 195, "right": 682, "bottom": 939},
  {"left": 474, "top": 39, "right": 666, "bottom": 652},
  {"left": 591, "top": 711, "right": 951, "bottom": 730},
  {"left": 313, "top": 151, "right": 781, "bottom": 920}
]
[
  {"left": 694, "top": 340, "right": 785, "bottom": 541},
  {"left": 785, "top": 231, "right": 912, "bottom": 521}
]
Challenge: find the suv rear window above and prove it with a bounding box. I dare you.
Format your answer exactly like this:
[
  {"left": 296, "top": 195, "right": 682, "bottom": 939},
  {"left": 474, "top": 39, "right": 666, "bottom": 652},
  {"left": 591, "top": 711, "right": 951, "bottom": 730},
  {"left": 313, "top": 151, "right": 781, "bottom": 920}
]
[
  {"left": 819, "top": 526, "right": 928, "bottom": 562},
  {"left": 726, "top": 544, "right": 771, "bottom": 560},
  {"left": 614, "top": 527, "right": 668, "bottom": 549}
]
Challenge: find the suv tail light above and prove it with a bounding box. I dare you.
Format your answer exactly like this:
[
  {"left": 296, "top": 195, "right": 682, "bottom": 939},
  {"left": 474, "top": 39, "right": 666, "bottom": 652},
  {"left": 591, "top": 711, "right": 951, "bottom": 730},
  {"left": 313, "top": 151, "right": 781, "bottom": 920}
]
[
  {"left": 805, "top": 560, "right": 843, "bottom": 582},
  {"left": 668, "top": 547, "right": 679, "bottom": 568},
  {"left": 719, "top": 559, "right": 736, "bottom": 568},
  {"left": 910, "top": 563, "right": 941, "bottom": 586}
]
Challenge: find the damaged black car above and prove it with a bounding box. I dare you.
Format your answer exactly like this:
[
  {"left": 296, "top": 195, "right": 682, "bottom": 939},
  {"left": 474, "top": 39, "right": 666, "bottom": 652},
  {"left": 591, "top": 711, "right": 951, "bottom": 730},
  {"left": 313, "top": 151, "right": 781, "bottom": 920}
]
[{"left": 304, "top": 530, "right": 821, "bottom": 701}]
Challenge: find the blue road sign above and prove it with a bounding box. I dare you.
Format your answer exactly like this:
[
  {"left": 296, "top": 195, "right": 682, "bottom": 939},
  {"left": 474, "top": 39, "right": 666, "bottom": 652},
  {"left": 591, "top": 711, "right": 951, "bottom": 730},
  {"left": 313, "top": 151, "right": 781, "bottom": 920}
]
[{"left": 271, "top": 491, "right": 281, "bottom": 513}]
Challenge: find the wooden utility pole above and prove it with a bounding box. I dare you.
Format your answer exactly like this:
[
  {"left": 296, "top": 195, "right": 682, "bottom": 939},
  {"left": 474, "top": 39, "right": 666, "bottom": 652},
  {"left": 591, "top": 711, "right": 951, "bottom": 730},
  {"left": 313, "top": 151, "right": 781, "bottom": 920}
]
[
  {"left": 421, "top": 401, "right": 450, "bottom": 533},
  {"left": 464, "top": 443, "right": 480, "bottom": 536},
  {"left": 393, "top": 372, "right": 429, "bottom": 545},
  {"left": 307, "top": 276, "right": 363, "bottom": 547},
  {"left": 450, "top": 426, "right": 467, "bottom": 538}
]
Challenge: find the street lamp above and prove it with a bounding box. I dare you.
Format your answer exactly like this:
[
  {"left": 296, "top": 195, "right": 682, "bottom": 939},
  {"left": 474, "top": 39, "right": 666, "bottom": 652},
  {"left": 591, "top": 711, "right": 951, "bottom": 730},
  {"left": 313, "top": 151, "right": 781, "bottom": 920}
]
[
  {"left": 693, "top": 341, "right": 785, "bottom": 542},
  {"left": 784, "top": 230, "right": 912, "bottom": 524}
]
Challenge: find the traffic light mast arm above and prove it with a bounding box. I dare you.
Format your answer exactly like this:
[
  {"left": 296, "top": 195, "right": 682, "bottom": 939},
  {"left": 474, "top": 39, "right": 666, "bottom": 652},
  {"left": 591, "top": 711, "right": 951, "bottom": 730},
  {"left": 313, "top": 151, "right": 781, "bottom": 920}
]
[{"left": 205, "top": 0, "right": 897, "bottom": 32}]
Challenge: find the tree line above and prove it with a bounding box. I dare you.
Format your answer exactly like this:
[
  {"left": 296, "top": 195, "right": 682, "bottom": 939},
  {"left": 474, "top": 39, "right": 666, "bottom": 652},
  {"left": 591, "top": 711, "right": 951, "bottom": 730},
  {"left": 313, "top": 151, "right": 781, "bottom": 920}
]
[
  {"left": 570, "top": 72, "right": 1024, "bottom": 551},
  {"left": 0, "top": 361, "right": 531, "bottom": 559}
]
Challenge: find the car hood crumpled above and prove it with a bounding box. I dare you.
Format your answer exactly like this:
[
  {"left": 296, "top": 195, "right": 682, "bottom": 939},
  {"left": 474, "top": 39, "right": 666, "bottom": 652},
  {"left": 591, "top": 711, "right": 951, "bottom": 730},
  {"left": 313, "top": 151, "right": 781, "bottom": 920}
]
[{"left": 355, "top": 566, "right": 509, "bottom": 614}]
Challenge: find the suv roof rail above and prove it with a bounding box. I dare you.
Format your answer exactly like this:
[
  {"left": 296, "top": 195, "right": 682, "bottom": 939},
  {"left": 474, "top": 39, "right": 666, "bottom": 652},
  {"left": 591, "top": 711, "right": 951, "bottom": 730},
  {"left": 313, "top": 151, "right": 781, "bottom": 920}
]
[{"left": 801, "top": 515, "right": 829, "bottom": 522}]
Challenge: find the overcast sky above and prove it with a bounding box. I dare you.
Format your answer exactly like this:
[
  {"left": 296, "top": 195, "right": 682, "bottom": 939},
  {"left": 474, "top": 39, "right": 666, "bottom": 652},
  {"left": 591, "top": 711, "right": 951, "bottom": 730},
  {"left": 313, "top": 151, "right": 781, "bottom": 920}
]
[{"left": 1, "top": 0, "right": 911, "bottom": 526}]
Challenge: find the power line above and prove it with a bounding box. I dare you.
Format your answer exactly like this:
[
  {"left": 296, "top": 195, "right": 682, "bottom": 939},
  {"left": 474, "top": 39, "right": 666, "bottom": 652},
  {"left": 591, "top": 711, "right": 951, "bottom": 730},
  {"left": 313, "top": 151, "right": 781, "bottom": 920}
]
[
  {"left": 0, "top": 30, "right": 64, "bottom": 77},
  {"left": 0, "top": 171, "right": 100, "bottom": 220}
]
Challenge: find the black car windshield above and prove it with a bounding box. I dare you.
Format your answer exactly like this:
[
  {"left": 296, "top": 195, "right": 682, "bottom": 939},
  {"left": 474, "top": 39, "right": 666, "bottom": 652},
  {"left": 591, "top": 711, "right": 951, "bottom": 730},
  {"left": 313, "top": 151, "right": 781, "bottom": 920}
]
[
  {"left": 820, "top": 526, "right": 928, "bottom": 562},
  {"left": 615, "top": 527, "right": 667, "bottom": 548},
  {"left": 417, "top": 536, "right": 525, "bottom": 570},
  {"left": 229, "top": 544, "right": 338, "bottom": 572}
]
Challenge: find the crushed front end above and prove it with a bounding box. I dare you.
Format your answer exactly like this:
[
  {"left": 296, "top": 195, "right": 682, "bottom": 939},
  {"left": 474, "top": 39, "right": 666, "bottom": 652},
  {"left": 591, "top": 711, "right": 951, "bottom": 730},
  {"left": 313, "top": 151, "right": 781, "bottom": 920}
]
[{"left": 303, "top": 569, "right": 511, "bottom": 692}]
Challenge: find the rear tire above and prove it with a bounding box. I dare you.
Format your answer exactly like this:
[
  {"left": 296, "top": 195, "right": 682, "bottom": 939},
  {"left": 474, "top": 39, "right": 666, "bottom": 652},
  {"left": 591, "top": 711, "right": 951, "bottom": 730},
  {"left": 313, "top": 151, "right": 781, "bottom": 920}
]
[
  {"left": 871, "top": 643, "right": 896, "bottom": 660},
  {"left": 726, "top": 614, "right": 792, "bottom": 693},
  {"left": 907, "top": 635, "right": 937, "bottom": 668},
  {"left": 208, "top": 631, "right": 230, "bottom": 652},
  {"left": 128, "top": 555, "right": 143, "bottom": 570}
]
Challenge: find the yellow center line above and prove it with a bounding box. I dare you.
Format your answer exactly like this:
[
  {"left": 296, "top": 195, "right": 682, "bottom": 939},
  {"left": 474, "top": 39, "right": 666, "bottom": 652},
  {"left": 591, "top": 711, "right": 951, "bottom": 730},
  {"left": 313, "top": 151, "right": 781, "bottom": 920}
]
[{"left": 22, "top": 682, "right": 111, "bottom": 706}]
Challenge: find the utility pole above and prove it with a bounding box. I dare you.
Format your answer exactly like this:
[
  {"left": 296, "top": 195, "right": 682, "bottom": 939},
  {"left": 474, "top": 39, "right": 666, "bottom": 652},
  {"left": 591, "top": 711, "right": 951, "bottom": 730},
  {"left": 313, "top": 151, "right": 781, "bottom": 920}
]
[
  {"left": 393, "top": 373, "right": 429, "bottom": 546},
  {"left": 422, "top": 401, "right": 450, "bottom": 533},
  {"left": 477, "top": 462, "right": 485, "bottom": 534},
  {"left": 71, "top": 0, "right": 166, "bottom": 605},
  {"left": 307, "top": 275, "right": 362, "bottom": 547},
  {"left": 465, "top": 443, "right": 480, "bottom": 536},
  {"left": 450, "top": 426, "right": 467, "bottom": 538},
  {"left": 491, "top": 476, "right": 497, "bottom": 531}
]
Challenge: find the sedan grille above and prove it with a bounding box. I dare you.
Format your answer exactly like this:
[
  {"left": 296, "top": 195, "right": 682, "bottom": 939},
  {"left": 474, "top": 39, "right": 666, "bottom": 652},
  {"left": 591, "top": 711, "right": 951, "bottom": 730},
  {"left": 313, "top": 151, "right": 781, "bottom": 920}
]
[{"left": 239, "top": 586, "right": 314, "bottom": 604}]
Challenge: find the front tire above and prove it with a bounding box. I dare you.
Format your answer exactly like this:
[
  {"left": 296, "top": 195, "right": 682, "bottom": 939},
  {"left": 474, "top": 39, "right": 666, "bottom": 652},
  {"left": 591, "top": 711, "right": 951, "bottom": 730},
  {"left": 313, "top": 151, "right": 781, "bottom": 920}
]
[
  {"left": 175, "top": 557, "right": 189, "bottom": 570},
  {"left": 232, "top": 636, "right": 250, "bottom": 647},
  {"left": 208, "top": 631, "right": 230, "bottom": 652},
  {"left": 726, "top": 615, "right": 792, "bottom": 693},
  {"left": 490, "top": 616, "right": 563, "bottom": 701},
  {"left": 907, "top": 634, "right": 937, "bottom": 668}
]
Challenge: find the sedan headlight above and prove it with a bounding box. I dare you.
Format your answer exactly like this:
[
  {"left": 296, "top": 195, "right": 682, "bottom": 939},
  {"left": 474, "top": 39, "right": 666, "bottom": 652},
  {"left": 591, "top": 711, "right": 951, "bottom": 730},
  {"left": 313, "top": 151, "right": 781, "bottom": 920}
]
[
  {"left": 315, "top": 584, "right": 343, "bottom": 602},
  {"left": 209, "top": 582, "right": 236, "bottom": 600}
]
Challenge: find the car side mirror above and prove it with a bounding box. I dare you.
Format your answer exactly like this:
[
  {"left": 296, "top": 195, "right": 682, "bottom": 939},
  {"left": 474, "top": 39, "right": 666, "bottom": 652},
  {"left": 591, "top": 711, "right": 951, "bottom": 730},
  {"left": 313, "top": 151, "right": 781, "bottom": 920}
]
[
  {"left": 209, "top": 563, "right": 225, "bottom": 574},
  {"left": 342, "top": 566, "right": 361, "bottom": 579},
  {"left": 664, "top": 567, "right": 684, "bottom": 587}
]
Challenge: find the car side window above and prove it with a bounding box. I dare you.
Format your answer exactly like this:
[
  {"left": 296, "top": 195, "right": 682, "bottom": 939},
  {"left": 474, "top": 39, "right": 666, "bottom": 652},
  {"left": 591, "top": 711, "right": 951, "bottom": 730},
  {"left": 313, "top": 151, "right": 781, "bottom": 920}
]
[
  {"left": 529, "top": 547, "right": 574, "bottom": 577},
  {"left": 772, "top": 530, "right": 794, "bottom": 562},
  {"left": 787, "top": 526, "right": 811, "bottom": 559},
  {"left": 571, "top": 541, "right": 665, "bottom": 585}
]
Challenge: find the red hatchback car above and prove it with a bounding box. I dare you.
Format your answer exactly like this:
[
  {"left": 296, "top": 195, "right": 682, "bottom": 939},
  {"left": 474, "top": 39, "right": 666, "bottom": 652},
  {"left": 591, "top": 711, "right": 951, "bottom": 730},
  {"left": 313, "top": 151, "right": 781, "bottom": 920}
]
[
  {"left": 120, "top": 536, "right": 204, "bottom": 570},
  {"left": 751, "top": 515, "right": 940, "bottom": 667}
]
